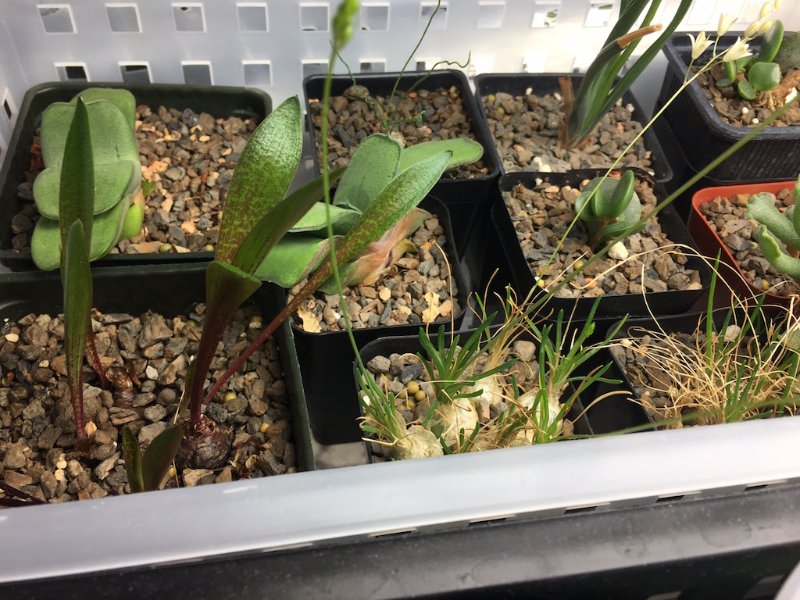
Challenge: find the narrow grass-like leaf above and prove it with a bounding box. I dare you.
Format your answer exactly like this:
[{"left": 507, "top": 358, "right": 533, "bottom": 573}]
[
  {"left": 141, "top": 425, "right": 183, "bottom": 492},
  {"left": 333, "top": 134, "right": 401, "bottom": 212},
  {"left": 215, "top": 97, "right": 303, "bottom": 264},
  {"left": 122, "top": 427, "right": 144, "bottom": 493}
]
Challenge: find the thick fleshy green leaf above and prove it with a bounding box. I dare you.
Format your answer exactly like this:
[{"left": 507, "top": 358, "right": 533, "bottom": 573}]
[
  {"left": 256, "top": 236, "right": 335, "bottom": 287},
  {"left": 35, "top": 159, "right": 138, "bottom": 219},
  {"left": 759, "top": 20, "right": 784, "bottom": 63},
  {"left": 397, "top": 139, "right": 484, "bottom": 173},
  {"left": 737, "top": 79, "right": 757, "bottom": 100},
  {"left": 73, "top": 88, "right": 137, "bottom": 125},
  {"left": 332, "top": 134, "right": 401, "bottom": 212},
  {"left": 323, "top": 151, "right": 452, "bottom": 276},
  {"left": 141, "top": 425, "right": 183, "bottom": 492},
  {"left": 758, "top": 227, "right": 800, "bottom": 279},
  {"left": 232, "top": 168, "right": 344, "bottom": 274},
  {"left": 215, "top": 97, "right": 303, "bottom": 264},
  {"left": 748, "top": 62, "right": 781, "bottom": 92},
  {"left": 290, "top": 201, "right": 361, "bottom": 235},
  {"left": 122, "top": 427, "right": 144, "bottom": 493},
  {"left": 63, "top": 221, "right": 92, "bottom": 435},
  {"left": 121, "top": 195, "right": 144, "bottom": 239}
]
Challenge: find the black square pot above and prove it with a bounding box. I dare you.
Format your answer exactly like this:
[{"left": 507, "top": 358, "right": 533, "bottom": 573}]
[
  {"left": 303, "top": 69, "right": 501, "bottom": 258},
  {"left": 0, "top": 82, "right": 272, "bottom": 270}
]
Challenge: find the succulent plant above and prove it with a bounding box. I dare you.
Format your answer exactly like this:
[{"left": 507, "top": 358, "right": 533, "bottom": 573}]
[
  {"left": 748, "top": 176, "right": 800, "bottom": 281},
  {"left": 31, "top": 88, "right": 145, "bottom": 270},
  {"left": 718, "top": 21, "right": 784, "bottom": 100},
  {"left": 574, "top": 170, "right": 642, "bottom": 249}
]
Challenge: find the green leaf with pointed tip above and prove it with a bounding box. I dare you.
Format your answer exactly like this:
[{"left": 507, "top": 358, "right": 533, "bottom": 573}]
[
  {"left": 737, "top": 78, "right": 757, "bottom": 100},
  {"left": 317, "top": 151, "right": 452, "bottom": 281},
  {"left": 35, "top": 159, "right": 138, "bottom": 219},
  {"left": 122, "top": 427, "right": 144, "bottom": 493},
  {"left": 748, "top": 62, "right": 781, "bottom": 92},
  {"left": 397, "top": 138, "right": 484, "bottom": 173},
  {"left": 255, "top": 236, "right": 336, "bottom": 287},
  {"left": 759, "top": 20, "right": 784, "bottom": 63},
  {"left": 332, "top": 134, "right": 401, "bottom": 212},
  {"left": 215, "top": 97, "right": 303, "bottom": 264},
  {"left": 63, "top": 221, "right": 92, "bottom": 436},
  {"left": 232, "top": 168, "right": 344, "bottom": 275},
  {"left": 290, "top": 201, "right": 359, "bottom": 236},
  {"left": 32, "top": 198, "right": 131, "bottom": 270},
  {"left": 141, "top": 425, "right": 183, "bottom": 492},
  {"left": 74, "top": 88, "right": 136, "bottom": 125},
  {"left": 724, "top": 60, "right": 738, "bottom": 81}
]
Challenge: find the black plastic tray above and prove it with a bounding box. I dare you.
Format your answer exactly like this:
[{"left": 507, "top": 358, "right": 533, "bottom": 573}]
[
  {"left": 0, "top": 263, "right": 314, "bottom": 472},
  {"left": 659, "top": 34, "right": 800, "bottom": 180},
  {"left": 0, "top": 81, "right": 272, "bottom": 270},
  {"left": 292, "top": 195, "right": 470, "bottom": 445},
  {"left": 492, "top": 169, "right": 711, "bottom": 322},
  {"left": 303, "top": 69, "right": 501, "bottom": 258},
  {"left": 356, "top": 327, "right": 648, "bottom": 462},
  {"left": 473, "top": 73, "right": 674, "bottom": 187}
]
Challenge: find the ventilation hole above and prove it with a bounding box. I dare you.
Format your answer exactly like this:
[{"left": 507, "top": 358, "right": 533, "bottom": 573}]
[
  {"left": 359, "top": 60, "right": 386, "bottom": 73},
  {"left": 106, "top": 4, "right": 141, "bottom": 32},
  {"left": 182, "top": 62, "right": 212, "bottom": 85},
  {"left": 173, "top": 3, "right": 205, "bottom": 32},
  {"left": 300, "top": 3, "right": 329, "bottom": 32},
  {"left": 243, "top": 61, "right": 271, "bottom": 87},
  {"left": 744, "top": 480, "right": 786, "bottom": 491},
  {"left": 38, "top": 4, "right": 76, "bottom": 33},
  {"left": 477, "top": 1, "right": 504, "bottom": 29},
  {"left": 655, "top": 494, "right": 685, "bottom": 503},
  {"left": 531, "top": 1, "right": 559, "bottom": 28},
  {"left": 467, "top": 516, "right": 510, "bottom": 527},
  {"left": 360, "top": 3, "right": 389, "bottom": 31},
  {"left": 120, "top": 63, "right": 151, "bottom": 83},
  {"left": 237, "top": 3, "right": 268, "bottom": 32},
  {"left": 644, "top": 592, "right": 682, "bottom": 600},
  {"left": 415, "top": 60, "right": 427, "bottom": 71},
  {"left": 420, "top": 2, "right": 447, "bottom": 29},
  {"left": 367, "top": 528, "right": 416, "bottom": 538},
  {"left": 302, "top": 61, "right": 327, "bottom": 79},
  {"left": 2, "top": 96, "right": 12, "bottom": 120},
  {"left": 56, "top": 64, "right": 88, "bottom": 81},
  {"left": 742, "top": 574, "right": 786, "bottom": 600},
  {"left": 563, "top": 505, "right": 598, "bottom": 515},
  {"left": 585, "top": 0, "right": 613, "bottom": 27}
]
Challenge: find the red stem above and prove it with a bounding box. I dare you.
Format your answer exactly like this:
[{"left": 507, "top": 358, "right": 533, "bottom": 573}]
[{"left": 84, "top": 325, "right": 107, "bottom": 389}]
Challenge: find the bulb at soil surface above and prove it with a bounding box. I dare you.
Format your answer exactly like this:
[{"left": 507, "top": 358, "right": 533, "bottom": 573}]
[
  {"left": 389, "top": 425, "right": 443, "bottom": 460},
  {"left": 469, "top": 375, "right": 505, "bottom": 420},
  {"left": 514, "top": 390, "right": 563, "bottom": 444},
  {"left": 430, "top": 399, "right": 480, "bottom": 448}
]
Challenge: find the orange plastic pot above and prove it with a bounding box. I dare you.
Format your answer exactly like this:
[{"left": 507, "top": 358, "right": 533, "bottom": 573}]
[{"left": 687, "top": 180, "right": 796, "bottom": 312}]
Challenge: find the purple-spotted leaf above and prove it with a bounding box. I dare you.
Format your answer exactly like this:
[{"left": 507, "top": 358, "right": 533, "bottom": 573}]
[
  {"left": 141, "top": 425, "right": 183, "bottom": 492},
  {"left": 215, "top": 97, "right": 303, "bottom": 264},
  {"left": 122, "top": 427, "right": 144, "bottom": 493}
]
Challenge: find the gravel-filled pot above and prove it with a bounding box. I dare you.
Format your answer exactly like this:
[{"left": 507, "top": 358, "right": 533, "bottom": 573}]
[
  {"left": 290, "top": 196, "right": 469, "bottom": 445},
  {"left": 0, "top": 263, "right": 313, "bottom": 505},
  {"left": 688, "top": 179, "right": 798, "bottom": 312},
  {"left": 304, "top": 70, "right": 500, "bottom": 256},
  {"left": 492, "top": 170, "right": 710, "bottom": 322},
  {"left": 660, "top": 34, "right": 800, "bottom": 181},
  {"left": 0, "top": 81, "right": 271, "bottom": 270},
  {"left": 356, "top": 328, "right": 648, "bottom": 463},
  {"left": 474, "top": 73, "right": 673, "bottom": 186}
]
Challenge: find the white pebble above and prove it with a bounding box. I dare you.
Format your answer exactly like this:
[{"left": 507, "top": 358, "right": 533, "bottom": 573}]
[
  {"left": 742, "top": 106, "right": 749, "bottom": 115},
  {"left": 786, "top": 87, "right": 798, "bottom": 104},
  {"left": 752, "top": 118, "right": 760, "bottom": 124},
  {"left": 145, "top": 365, "right": 159, "bottom": 380},
  {"left": 608, "top": 241, "right": 629, "bottom": 261},
  {"left": 54, "top": 469, "right": 65, "bottom": 482},
  {"left": 4, "top": 333, "right": 19, "bottom": 343}
]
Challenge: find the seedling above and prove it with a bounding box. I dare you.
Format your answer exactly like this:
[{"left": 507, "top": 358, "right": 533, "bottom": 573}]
[
  {"left": 122, "top": 426, "right": 183, "bottom": 493},
  {"left": 748, "top": 175, "right": 800, "bottom": 281},
  {"left": 31, "top": 89, "right": 145, "bottom": 270},
  {"left": 574, "top": 170, "right": 642, "bottom": 249}
]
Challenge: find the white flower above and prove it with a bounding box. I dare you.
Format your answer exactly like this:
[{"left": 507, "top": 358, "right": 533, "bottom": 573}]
[
  {"left": 744, "top": 20, "right": 761, "bottom": 39},
  {"left": 688, "top": 31, "right": 712, "bottom": 60},
  {"left": 723, "top": 37, "right": 752, "bottom": 62},
  {"left": 717, "top": 13, "right": 736, "bottom": 36}
]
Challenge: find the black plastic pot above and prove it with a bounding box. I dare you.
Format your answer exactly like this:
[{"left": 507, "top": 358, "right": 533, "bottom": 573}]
[
  {"left": 659, "top": 34, "right": 800, "bottom": 181},
  {"left": 292, "top": 195, "right": 469, "bottom": 445},
  {"left": 356, "top": 327, "right": 648, "bottom": 462},
  {"left": 492, "top": 169, "right": 711, "bottom": 322},
  {"left": 0, "top": 81, "right": 272, "bottom": 270},
  {"left": 473, "top": 73, "right": 674, "bottom": 187},
  {"left": 303, "top": 70, "right": 501, "bottom": 257},
  {"left": 0, "top": 262, "right": 314, "bottom": 472}
]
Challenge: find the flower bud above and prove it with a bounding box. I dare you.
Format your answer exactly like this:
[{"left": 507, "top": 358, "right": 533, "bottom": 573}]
[
  {"left": 717, "top": 13, "right": 736, "bottom": 36},
  {"left": 332, "top": 0, "right": 359, "bottom": 50},
  {"left": 759, "top": 19, "right": 774, "bottom": 35}
]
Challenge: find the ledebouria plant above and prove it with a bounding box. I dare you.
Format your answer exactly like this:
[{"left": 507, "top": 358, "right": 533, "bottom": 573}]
[{"left": 574, "top": 170, "right": 642, "bottom": 249}]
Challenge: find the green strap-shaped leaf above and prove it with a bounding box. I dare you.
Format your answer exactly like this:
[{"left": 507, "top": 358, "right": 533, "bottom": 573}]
[
  {"left": 397, "top": 138, "right": 484, "bottom": 173},
  {"left": 759, "top": 20, "right": 784, "bottom": 63},
  {"left": 255, "top": 236, "right": 336, "bottom": 287},
  {"left": 59, "top": 97, "right": 94, "bottom": 265},
  {"left": 290, "top": 202, "right": 361, "bottom": 236},
  {"left": 141, "top": 425, "right": 183, "bottom": 492},
  {"left": 321, "top": 150, "right": 452, "bottom": 276},
  {"left": 333, "top": 134, "right": 401, "bottom": 212},
  {"left": 122, "top": 427, "right": 144, "bottom": 493},
  {"left": 215, "top": 97, "right": 303, "bottom": 264},
  {"left": 232, "top": 167, "right": 344, "bottom": 274},
  {"left": 63, "top": 221, "right": 92, "bottom": 436}
]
